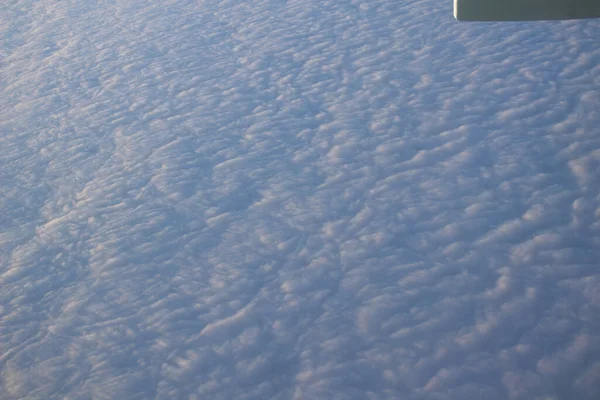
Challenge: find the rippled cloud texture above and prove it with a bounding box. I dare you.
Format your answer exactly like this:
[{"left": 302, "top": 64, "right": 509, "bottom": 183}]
[{"left": 1, "top": 0, "right": 599, "bottom": 399}]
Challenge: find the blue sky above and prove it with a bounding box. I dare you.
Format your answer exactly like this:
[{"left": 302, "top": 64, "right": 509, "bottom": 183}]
[{"left": 1, "top": 0, "right": 599, "bottom": 399}]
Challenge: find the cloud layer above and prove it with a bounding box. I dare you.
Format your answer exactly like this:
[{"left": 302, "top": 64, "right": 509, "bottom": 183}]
[{"left": 1, "top": 0, "right": 599, "bottom": 399}]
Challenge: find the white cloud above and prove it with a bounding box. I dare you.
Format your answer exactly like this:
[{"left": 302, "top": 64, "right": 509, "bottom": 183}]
[{"left": 1, "top": 0, "right": 599, "bottom": 399}]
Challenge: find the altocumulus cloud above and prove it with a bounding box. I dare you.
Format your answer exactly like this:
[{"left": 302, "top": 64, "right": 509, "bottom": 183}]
[{"left": 1, "top": 0, "right": 599, "bottom": 399}]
